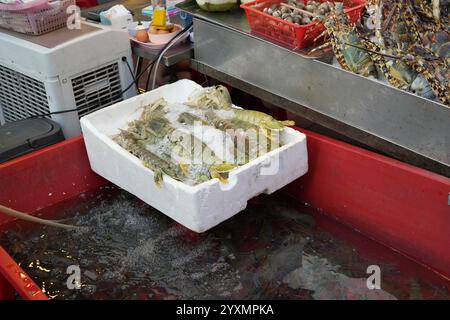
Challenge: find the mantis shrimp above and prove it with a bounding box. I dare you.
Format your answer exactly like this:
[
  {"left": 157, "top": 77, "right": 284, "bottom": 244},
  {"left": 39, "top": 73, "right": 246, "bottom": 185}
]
[
  {"left": 116, "top": 98, "right": 236, "bottom": 186},
  {"left": 114, "top": 129, "right": 187, "bottom": 187},
  {"left": 187, "top": 86, "right": 295, "bottom": 138}
]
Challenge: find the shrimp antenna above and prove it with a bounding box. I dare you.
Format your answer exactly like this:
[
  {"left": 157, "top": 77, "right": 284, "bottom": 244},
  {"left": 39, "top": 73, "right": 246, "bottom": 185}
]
[{"left": 342, "top": 42, "right": 402, "bottom": 59}]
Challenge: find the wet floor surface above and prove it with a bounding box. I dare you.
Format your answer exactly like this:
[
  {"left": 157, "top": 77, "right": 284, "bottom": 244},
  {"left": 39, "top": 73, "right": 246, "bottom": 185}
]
[{"left": 1, "top": 186, "right": 449, "bottom": 300}]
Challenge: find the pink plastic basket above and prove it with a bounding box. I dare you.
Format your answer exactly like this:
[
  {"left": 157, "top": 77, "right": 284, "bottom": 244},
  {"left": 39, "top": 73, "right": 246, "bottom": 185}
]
[
  {"left": 0, "top": 0, "right": 74, "bottom": 35},
  {"left": 0, "top": 0, "right": 50, "bottom": 13}
]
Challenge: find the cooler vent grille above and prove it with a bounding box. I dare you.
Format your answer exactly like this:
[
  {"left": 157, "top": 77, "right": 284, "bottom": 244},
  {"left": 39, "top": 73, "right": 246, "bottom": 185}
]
[
  {"left": 72, "top": 62, "right": 123, "bottom": 118},
  {"left": 0, "top": 64, "right": 50, "bottom": 122}
]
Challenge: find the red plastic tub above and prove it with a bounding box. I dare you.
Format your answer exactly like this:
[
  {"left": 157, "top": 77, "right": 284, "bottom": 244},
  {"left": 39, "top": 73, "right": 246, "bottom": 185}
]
[
  {"left": 241, "top": 0, "right": 366, "bottom": 49},
  {"left": 0, "top": 130, "right": 449, "bottom": 299}
]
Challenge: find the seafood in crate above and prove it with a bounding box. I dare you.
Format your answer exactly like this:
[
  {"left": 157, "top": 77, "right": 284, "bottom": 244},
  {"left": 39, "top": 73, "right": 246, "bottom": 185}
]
[
  {"left": 262, "top": 1, "right": 337, "bottom": 25},
  {"left": 113, "top": 97, "right": 237, "bottom": 186},
  {"left": 240, "top": 0, "right": 366, "bottom": 49},
  {"left": 113, "top": 85, "right": 296, "bottom": 187},
  {"left": 80, "top": 80, "right": 308, "bottom": 232}
]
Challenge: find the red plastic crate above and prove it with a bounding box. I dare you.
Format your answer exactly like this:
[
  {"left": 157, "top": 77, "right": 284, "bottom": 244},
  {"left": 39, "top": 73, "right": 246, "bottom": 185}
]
[{"left": 241, "top": 0, "right": 367, "bottom": 50}]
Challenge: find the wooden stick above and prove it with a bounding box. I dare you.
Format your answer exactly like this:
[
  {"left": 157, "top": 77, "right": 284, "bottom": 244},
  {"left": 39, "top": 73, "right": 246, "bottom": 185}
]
[
  {"left": 280, "top": 3, "right": 315, "bottom": 17},
  {"left": 0, "top": 204, "right": 81, "bottom": 230}
]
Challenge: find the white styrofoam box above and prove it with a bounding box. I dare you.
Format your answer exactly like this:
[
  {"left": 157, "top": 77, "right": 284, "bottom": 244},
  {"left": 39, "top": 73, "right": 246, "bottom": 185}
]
[{"left": 80, "top": 79, "right": 308, "bottom": 232}]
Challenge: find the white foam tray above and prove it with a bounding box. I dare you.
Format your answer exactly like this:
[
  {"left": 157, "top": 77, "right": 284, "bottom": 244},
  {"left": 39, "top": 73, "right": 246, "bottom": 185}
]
[{"left": 80, "top": 80, "right": 308, "bottom": 232}]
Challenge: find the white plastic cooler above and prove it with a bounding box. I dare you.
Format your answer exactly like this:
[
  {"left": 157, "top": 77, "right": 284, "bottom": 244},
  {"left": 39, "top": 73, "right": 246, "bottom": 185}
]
[{"left": 80, "top": 80, "right": 308, "bottom": 232}]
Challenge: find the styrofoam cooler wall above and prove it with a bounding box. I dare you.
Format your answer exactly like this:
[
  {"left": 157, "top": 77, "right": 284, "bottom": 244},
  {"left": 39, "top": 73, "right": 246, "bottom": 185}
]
[{"left": 80, "top": 80, "right": 308, "bottom": 232}]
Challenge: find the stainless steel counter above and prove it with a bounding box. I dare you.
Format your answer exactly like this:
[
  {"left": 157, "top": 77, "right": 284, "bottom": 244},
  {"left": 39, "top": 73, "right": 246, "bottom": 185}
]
[{"left": 178, "top": 1, "right": 449, "bottom": 176}]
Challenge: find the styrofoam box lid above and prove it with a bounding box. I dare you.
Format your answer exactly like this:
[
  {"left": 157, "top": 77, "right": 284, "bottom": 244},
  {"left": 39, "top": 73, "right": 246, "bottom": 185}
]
[{"left": 80, "top": 80, "right": 308, "bottom": 232}]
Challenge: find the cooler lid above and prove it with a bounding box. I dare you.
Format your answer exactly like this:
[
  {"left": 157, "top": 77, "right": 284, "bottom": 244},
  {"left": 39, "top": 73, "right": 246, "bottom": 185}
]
[{"left": 0, "top": 118, "right": 65, "bottom": 163}]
